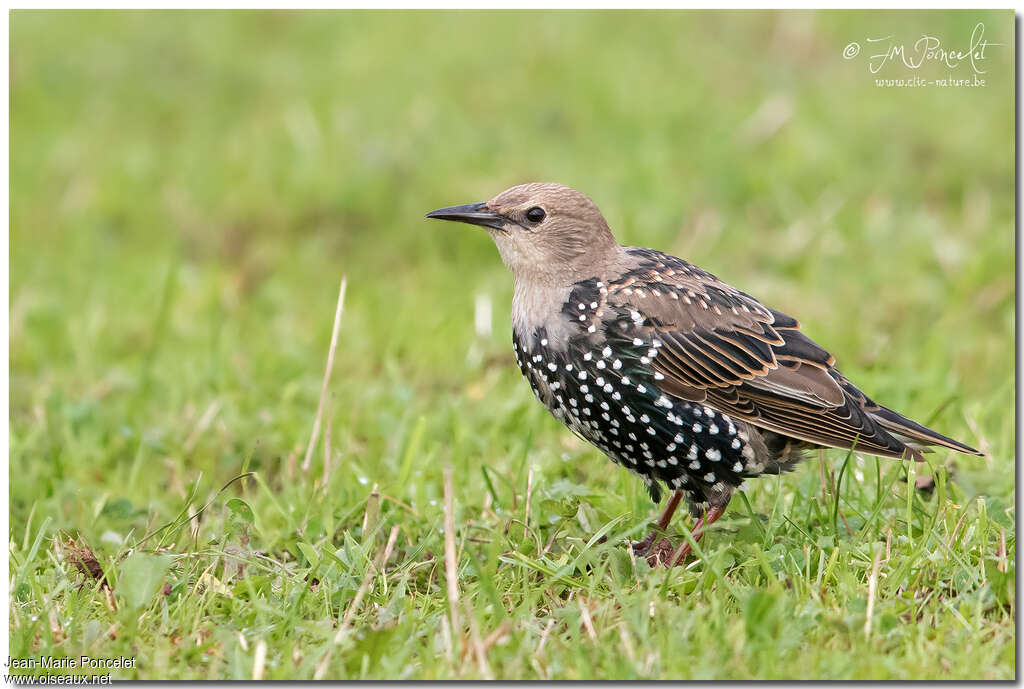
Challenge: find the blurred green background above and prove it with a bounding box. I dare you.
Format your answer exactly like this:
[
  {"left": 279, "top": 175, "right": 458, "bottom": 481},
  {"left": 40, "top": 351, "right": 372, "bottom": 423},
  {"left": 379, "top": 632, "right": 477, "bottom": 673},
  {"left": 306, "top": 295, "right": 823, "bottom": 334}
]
[{"left": 10, "top": 10, "right": 1014, "bottom": 680}]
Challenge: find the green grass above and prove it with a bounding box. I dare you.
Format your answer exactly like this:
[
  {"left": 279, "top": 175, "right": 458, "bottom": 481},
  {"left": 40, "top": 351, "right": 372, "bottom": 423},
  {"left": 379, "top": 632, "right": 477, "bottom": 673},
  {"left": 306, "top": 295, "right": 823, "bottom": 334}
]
[{"left": 10, "top": 9, "right": 1014, "bottom": 680}]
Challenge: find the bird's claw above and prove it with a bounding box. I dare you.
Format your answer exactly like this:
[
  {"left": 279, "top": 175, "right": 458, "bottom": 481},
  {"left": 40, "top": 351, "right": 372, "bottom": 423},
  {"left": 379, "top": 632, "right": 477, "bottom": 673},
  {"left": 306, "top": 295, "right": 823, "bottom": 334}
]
[{"left": 627, "top": 535, "right": 689, "bottom": 567}]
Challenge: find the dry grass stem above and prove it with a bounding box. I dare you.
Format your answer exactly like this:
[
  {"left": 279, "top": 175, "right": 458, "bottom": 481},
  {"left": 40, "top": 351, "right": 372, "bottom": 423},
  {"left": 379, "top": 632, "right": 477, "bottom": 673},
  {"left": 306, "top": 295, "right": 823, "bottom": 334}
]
[
  {"left": 865, "top": 546, "right": 883, "bottom": 639},
  {"left": 252, "top": 640, "right": 267, "bottom": 680},
  {"left": 577, "top": 598, "right": 597, "bottom": 641},
  {"left": 303, "top": 275, "right": 347, "bottom": 471},
  {"left": 534, "top": 619, "right": 555, "bottom": 659},
  {"left": 464, "top": 599, "right": 493, "bottom": 679},
  {"left": 443, "top": 467, "right": 461, "bottom": 638},
  {"left": 362, "top": 483, "right": 380, "bottom": 536}
]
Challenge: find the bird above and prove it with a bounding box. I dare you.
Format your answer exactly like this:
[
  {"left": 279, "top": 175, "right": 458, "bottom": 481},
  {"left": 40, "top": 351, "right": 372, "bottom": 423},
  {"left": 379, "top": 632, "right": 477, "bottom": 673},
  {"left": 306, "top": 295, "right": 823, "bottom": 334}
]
[{"left": 426, "top": 182, "right": 981, "bottom": 567}]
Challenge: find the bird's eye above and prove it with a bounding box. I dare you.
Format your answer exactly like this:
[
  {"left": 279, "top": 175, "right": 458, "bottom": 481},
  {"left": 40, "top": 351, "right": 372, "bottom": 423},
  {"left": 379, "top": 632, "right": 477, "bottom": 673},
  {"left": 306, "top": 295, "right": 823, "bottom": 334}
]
[{"left": 525, "top": 206, "right": 546, "bottom": 223}]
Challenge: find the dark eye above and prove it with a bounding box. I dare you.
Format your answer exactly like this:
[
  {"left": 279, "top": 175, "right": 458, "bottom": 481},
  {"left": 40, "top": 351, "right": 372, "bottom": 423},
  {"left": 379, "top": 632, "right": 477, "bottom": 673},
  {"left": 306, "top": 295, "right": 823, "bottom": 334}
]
[{"left": 525, "top": 206, "right": 546, "bottom": 223}]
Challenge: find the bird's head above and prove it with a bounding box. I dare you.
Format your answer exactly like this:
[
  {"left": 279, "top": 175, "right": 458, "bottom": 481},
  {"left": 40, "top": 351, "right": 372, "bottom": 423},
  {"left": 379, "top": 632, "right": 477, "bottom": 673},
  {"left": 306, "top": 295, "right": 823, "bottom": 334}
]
[{"left": 427, "top": 183, "right": 619, "bottom": 285}]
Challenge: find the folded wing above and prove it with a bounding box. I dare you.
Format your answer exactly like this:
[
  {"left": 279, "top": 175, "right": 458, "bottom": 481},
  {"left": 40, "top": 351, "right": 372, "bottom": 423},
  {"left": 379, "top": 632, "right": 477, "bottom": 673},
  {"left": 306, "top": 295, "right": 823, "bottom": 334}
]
[{"left": 602, "top": 248, "right": 980, "bottom": 459}]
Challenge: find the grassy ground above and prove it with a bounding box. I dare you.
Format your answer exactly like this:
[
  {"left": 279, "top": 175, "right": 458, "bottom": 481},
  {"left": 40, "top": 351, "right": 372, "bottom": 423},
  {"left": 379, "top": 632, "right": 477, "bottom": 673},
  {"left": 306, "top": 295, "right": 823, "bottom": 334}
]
[{"left": 10, "top": 10, "right": 1014, "bottom": 680}]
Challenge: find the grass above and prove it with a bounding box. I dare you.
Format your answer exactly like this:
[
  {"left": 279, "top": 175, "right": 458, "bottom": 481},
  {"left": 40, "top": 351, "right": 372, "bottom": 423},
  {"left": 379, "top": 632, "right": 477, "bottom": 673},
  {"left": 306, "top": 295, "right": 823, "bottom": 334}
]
[{"left": 9, "top": 9, "right": 1014, "bottom": 680}]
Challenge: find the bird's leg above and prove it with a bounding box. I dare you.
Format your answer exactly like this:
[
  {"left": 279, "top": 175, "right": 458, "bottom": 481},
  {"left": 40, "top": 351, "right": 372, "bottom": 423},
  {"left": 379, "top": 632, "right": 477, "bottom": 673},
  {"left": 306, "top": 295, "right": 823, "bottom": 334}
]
[
  {"left": 656, "top": 504, "right": 728, "bottom": 568},
  {"left": 630, "top": 490, "right": 684, "bottom": 556}
]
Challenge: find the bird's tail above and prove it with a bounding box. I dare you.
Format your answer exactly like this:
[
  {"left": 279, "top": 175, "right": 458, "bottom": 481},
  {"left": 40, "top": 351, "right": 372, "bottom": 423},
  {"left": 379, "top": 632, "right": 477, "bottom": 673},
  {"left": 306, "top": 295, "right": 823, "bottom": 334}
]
[{"left": 869, "top": 406, "right": 982, "bottom": 456}]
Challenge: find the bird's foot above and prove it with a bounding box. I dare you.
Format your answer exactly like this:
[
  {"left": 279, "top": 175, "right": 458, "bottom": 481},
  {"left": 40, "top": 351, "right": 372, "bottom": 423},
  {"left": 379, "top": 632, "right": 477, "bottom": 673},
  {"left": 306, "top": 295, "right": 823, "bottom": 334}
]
[
  {"left": 628, "top": 535, "right": 690, "bottom": 567},
  {"left": 629, "top": 533, "right": 657, "bottom": 557},
  {"left": 644, "top": 538, "right": 689, "bottom": 568}
]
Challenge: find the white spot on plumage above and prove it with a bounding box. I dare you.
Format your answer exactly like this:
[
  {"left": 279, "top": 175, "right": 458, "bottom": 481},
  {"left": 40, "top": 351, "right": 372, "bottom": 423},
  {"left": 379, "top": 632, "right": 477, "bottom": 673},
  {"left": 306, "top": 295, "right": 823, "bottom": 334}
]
[
  {"left": 731, "top": 438, "right": 741, "bottom": 449},
  {"left": 693, "top": 423, "right": 703, "bottom": 433},
  {"left": 732, "top": 461, "right": 744, "bottom": 472},
  {"left": 602, "top": 346, "right": 612, "bottom": 358},
  {"left": 704, "top": 472, "right": 716, "bottom": 482},
  {"left": 709, "top": 424, "right": 718, "bottom": 435},
  {"left": 687, "top": 445, "right": 698, "bottom": 460},
  {"left": 705, "top": 448, "right": 721, "bottom": 461}
]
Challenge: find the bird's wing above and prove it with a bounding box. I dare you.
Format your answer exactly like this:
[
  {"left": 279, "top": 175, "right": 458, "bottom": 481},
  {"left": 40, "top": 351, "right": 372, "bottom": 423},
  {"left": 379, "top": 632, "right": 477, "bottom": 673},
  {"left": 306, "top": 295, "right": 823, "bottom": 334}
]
[{"left": 600, "top": 248, "right": 912, "bottom": 458}]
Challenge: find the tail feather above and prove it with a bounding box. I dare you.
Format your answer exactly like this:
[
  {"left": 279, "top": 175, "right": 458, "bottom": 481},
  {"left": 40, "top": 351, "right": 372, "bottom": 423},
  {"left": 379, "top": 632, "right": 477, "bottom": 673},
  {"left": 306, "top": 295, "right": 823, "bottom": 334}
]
[{"left": 870, "top": 406, "right": 982, "bottom": 456}]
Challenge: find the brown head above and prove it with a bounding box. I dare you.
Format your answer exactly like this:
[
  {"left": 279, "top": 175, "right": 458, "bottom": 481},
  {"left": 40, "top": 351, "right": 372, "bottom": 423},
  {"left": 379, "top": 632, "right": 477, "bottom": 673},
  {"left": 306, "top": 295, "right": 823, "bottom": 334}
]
[{"left": 426, "top": 183, "right": 620, "bottom": 286}]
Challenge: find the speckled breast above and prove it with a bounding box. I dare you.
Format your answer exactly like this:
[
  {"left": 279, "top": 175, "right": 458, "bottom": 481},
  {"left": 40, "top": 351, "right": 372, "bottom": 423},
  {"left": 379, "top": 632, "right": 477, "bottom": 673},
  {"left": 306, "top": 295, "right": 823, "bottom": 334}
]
[{"left": 511, "top": 280, "right": 759, "bottom": 507}]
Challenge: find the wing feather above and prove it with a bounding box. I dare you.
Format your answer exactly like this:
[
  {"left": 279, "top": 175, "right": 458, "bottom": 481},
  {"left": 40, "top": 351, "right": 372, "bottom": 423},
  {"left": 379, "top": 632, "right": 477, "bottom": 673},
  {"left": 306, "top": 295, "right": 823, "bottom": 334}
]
[{"left": 603, "top": 248, "right": 913, "bottom": 457}]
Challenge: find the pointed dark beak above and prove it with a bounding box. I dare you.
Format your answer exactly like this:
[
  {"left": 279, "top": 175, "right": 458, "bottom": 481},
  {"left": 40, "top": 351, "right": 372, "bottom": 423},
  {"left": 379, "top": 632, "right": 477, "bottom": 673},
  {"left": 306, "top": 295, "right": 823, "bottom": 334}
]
[{"left": 425, "top": 202, "right": 506, "bottom": 231}]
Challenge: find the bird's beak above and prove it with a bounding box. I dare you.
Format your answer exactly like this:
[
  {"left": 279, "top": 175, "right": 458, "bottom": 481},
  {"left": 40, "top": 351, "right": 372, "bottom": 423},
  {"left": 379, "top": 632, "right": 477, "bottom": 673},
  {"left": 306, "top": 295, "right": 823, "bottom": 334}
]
[{"left": 425, "top": 202, "right": 506, "bottom": 231}]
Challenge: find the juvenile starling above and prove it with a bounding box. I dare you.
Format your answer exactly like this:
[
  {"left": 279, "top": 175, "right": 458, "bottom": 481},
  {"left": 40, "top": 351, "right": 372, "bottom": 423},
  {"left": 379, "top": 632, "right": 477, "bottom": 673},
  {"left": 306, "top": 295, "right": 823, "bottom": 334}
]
[{"left": 427, "top": 183, "right": 981, "bottom": 567}]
